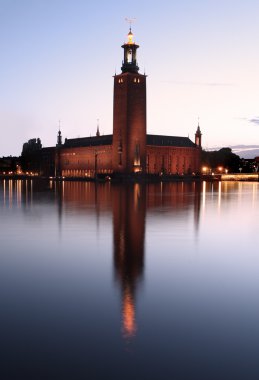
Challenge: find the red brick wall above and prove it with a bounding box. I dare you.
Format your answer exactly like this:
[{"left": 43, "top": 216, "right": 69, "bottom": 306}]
[
  {"left": 112, "top": 72, "right": 146, "bottom": 173},
  {"left": 59, "top": 145, "right": 112, "bottom": 177},
  {"left": 146, "top": 145, "right": 201, "bottom": 174},
  {"left": 58, "top": 143, "right": 200, "bottom": 177}
]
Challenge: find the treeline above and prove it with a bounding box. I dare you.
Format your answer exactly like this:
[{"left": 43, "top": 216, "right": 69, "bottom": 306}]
[{"left": 201, "top": 148, "right": 241, "bottom": 173}]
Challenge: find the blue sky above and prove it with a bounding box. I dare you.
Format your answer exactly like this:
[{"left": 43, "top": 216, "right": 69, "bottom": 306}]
[{"left": 1, "top": 0, "right": 259, "bottom": 156}]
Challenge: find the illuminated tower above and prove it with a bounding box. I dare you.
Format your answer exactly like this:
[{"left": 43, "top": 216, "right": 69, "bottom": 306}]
[{"left": 112, "top": 29, "right": 147, "bottom": 173}]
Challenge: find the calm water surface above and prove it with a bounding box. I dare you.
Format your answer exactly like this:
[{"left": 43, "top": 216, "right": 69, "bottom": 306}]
[{"left": 0, "top": 179, "right": 259, "bottom": 379}]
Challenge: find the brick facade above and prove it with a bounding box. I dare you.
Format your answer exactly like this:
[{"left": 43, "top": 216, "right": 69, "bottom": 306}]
[
  {"left": 146, "top": 146, "right": 200, "bottom": 175},
  {"left": 56, "top": 29, "right": 201, "bottom": 178},
  {"left": 23, "top": 29, "right": 201, "bottom": 178},
  {"left": 112, "top": 72, "right": 146, "bottom": 173},
  {"left": 59, "top": 145, "right": 113, "bottom": 178}
]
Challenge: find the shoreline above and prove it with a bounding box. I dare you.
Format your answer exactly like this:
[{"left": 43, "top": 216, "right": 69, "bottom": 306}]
[{"left": 0, "top": 173, "right": 258, "bottom": 182}]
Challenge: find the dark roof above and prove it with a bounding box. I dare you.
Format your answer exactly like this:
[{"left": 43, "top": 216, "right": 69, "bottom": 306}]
[
  {"left": 64, "top": 135, "right": 113, "bottom": 148},
  {"left": 147, "top": 134, "right": 196, "bottom": 148},
  {"left": 42, "top": 146, "right": 56, "bottom": 151},
  {"left": 62, "top": 133, "right": 196, "bottom": 148}
]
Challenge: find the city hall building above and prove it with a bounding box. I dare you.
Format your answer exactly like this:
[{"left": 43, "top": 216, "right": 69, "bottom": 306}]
[{"left": 23, "top": 29, "right": 202, "bottom": 177}]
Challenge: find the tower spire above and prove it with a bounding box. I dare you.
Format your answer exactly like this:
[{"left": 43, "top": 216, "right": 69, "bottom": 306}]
[
  {"left": 57, "top": 120, "right": 62, "bottom": 146},
  {"left": 125, "top": 17, "right": 136, "bottom": 31},
  {"left": 96, "top": 119, "right": 100, "bottom": 137},
  {"left": 121, "top": 21, "right": 139, "bottom": 73},
  {"left": 195, "top": 119, "right": 202, "bottom": 148}
]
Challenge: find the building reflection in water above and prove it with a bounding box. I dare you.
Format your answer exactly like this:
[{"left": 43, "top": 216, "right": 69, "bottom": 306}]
[
  {"left": 0, "top": 179, "right": 205, "bottom": 339},
  {"left": 113, "top": 184, "right": 146, "bottom": 338},
  {"left": 0, "top": 179, "right": 44, "bottom": 210}
]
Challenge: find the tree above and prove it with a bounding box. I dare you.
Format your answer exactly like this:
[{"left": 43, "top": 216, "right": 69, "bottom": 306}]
[{"left": 201, "top": 148, "right": 241, "bottom": 173}]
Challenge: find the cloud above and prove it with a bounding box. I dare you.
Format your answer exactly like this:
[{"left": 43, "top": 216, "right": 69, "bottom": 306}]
[
  {"left": 201, "top": 82, "right": 235, "bottom": 87},
  {"left": 161, "top": 80, "right": 235, "bottom": 87},
  {"left": 249, "top": 117, "right": 259, "bottom": 125},
  {"left": 237, "top": 116, "right": 259, "bottom": 126}
]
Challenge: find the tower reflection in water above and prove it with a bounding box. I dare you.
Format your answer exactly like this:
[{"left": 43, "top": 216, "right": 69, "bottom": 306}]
[
  {"left": 112, "top": 181, "right": 203, "bottom": 339},
  {"left": 113, "top": 184, "right": 146, "bottom": 338}
]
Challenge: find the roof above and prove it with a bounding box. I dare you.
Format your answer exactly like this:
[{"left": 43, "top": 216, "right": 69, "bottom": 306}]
[
  {"left": 62, "top": 133, "right": 196, "bottom": 148},
  {"left": 147, "top": 134, "right": 196, "bottom": 148},
  {"left": 64, "top": 135, "right": 113, "bottom": 148}
]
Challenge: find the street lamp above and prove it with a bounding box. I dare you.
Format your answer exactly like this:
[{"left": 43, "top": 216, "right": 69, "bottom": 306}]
[{"left": 202, "top": 166, "right": 207, "bottom": 175}]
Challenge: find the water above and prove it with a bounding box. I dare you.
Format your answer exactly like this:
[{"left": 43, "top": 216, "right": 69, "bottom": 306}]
[{"left": 0, "top": 179, "right": 259, "bottom": 379}]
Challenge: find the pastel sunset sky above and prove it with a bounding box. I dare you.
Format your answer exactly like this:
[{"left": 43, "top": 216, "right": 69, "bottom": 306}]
[{"left": 1, "top": 0, "right": 259, "bottom": 156}]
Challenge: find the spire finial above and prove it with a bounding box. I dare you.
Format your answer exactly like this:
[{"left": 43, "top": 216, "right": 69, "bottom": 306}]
[
  {"left": 96, "top": 118, "right": 100, "bottom": 137},
  {"left": 125, "top": 18, "right": 136, "bottom": 44},
  {"left": 122, "top": 18, "right": 139, "bottom": 73},
  {"left": 125, "top": 17, "right": 136, "bottom": 31}
]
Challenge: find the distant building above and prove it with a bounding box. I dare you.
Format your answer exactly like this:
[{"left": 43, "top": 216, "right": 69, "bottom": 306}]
[
  {"left": 0, "top": 156, "right": 20, "bottom": 174},
  {"left": 21, "top": 138, "right": 55, "bottom": 176},
  {"left": 22, "top": 138, "right": 42, "bottom": 155},
  {"left": 22, "top": 29, "right": 202, "bottom": 177},
  {"left": 240, "top": 157, "right": 259, "bottom": 173}
]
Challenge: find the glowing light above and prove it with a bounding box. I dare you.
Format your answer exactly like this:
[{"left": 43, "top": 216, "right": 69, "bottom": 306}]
[
  {"left": 122, "top": 287, "right": 136, "bottom": 338},
  {"left": 222, "top": 173, "right": 259, "bottom": 181},
  {"left": 127, "top": 30, "right": 134, "bottom": 44}
]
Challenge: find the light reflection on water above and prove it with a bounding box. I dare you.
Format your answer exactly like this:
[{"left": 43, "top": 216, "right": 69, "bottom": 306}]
[{"left": 0, "top": 179, "right": 259, "bottom": 379}]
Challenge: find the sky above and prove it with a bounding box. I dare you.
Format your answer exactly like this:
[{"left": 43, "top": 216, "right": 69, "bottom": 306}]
[{"left": 1, "top": 0, "right": 259, "bottom": 156}]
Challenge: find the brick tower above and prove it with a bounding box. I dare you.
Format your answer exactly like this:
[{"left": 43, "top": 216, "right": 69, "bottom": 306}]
[{"left": 112, "top": 28, "right": 146, "bottom": 174}]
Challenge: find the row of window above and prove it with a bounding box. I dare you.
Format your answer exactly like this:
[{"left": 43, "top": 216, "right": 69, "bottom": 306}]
[
  {"left": 62, "top": 169, "right": 112, "bottom": 177},
  {"left": 118, "top": 78, "right": 141, "bottom": 84}
]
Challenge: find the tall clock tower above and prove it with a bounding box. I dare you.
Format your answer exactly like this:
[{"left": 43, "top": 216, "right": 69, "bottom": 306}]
[{"left": 112, "top": 29, "right": 147, "bottom": 173}]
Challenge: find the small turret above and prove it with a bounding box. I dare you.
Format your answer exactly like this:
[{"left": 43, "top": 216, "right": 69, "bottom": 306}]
[
  {"left": 56, "top": 122, "right": 62, "bottom": 147},
  {"left": 96, "top": 119, "right": 100, "bottom": 137},
  {"left": 195, "top": 122, "right": 202, "bottom": 148}
]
